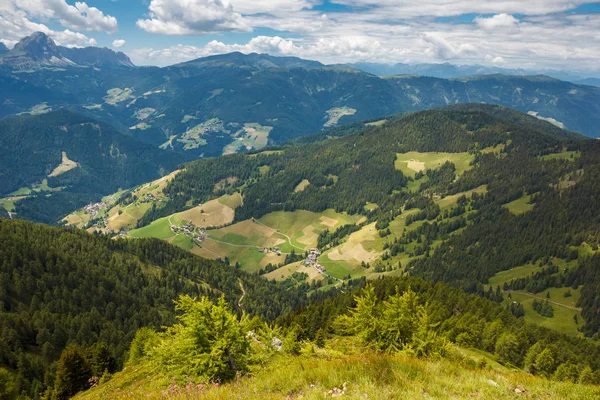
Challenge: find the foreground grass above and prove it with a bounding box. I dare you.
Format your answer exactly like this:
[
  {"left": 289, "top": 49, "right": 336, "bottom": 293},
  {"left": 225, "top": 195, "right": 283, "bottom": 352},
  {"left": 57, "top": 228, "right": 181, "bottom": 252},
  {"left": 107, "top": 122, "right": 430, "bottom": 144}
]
[{"left": 78, "top": 343, "right": 600, "bottom": 399}]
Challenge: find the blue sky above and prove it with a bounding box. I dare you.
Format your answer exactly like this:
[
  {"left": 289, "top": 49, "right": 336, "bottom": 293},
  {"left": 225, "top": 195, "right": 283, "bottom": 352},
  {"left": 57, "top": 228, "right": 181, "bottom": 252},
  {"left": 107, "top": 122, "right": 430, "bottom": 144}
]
[{"left": 2, "top": 1, "right": 600, "bottom": 74}]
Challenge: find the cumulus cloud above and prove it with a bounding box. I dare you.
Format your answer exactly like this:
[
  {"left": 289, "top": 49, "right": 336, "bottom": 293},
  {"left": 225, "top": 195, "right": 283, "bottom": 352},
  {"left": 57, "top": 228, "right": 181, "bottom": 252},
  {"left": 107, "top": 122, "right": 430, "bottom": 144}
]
[
  {"left": 421, "top": 32, "right": 477, "bottom": 60},
  {"left": 137, "top": 0, "right": 251, "bottom": 35},
  {"left": 0, "top": 2, "right": 97, "bottom": 47},
  {"left": 475, "top": 14, "right": 519, "bottom": 31},
  {"left": 130, "top": 35, "right": 389, "bottom": 66},
  {"left": 13, "top": 0, "right": 118, "bottom": 33},
  {"left": 112, "top": 39, "right": 126, "bottom": 48}
]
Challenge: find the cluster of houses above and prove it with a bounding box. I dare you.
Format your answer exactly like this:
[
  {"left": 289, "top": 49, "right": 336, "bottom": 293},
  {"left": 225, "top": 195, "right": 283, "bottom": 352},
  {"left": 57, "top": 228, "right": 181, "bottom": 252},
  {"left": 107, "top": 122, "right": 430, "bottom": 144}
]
[
  {"left": 170, "top": 222, "right": 209, "bottom": 242},
  {"left": 260, "top": 247, "right": 282, "bottom": 256},
  {"left": 305, "top": 248, "right": 326, "bottom": 273},
  {"left": 83, "top": 201, "right": 108, "bottom": 219},
  {"left": 141, "top": 193, "right": 157, "bottom": 203}
]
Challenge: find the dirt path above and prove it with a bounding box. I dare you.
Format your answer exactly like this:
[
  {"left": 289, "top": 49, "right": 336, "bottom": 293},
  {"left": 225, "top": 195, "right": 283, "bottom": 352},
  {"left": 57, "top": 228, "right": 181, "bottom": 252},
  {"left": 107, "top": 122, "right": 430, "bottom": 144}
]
[
  {"left": 204, "top": 237, "right": 292, "bottom": 255},
  {"left": 238, "top": 279, "right": 246, "bottom": 310},
  {"left": 252, "top": 219, "right": 305, "bottom": 251},
  {"left": 509, "top": 291, "right": 582, "bottom": 311}
]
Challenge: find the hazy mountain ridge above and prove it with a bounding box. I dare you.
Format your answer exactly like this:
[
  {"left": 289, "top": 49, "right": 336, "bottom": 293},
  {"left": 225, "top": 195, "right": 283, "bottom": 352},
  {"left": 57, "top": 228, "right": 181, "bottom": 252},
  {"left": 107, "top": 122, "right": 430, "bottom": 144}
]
[{"left": 347, "top": 61, "right": 600, "bottom": 84}]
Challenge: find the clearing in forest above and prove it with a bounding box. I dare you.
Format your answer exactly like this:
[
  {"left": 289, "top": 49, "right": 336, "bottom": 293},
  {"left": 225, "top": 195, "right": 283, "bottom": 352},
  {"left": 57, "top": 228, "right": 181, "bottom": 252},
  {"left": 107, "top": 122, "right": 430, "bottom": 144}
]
[
  {"left": 503, "top": 194, "right": 535, "bottom": 215},
  {"left": 324, "top": 106, "right": 357, "bottom": 127},
  {"left": 395, "top": 151, "right": 475, "bottom": 178},
  {"left": 48, "top": 152, "right": 78, "bottom": 177}
]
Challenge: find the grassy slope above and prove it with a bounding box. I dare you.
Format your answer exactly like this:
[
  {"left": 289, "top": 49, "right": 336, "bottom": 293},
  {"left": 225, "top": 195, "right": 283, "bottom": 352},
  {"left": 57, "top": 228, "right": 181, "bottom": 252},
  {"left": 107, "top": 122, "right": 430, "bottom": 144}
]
[
  {"left": 488, "top": 259, "right": 583, "bottom": 337},
  {"left": 395, "top": 151, "right": 475, "bottom": 178},
  {"left": 78, "top": 339, "right": 600, "bottom": 400}
]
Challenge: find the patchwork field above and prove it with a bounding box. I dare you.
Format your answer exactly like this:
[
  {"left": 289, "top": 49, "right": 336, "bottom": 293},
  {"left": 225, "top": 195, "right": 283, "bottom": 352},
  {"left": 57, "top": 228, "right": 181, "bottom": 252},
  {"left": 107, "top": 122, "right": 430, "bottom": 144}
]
[
  {"left": 395, "top": 151, "right": 475, "bottom": 178},
  {"left": 198, "top": 209, "right": 362, "bottom": 273},
  {"left": 178, "top": 118, "right": 228, "bottom": 150},
  {"left": 104, "top": 88, "right": 133, "bottom": 105},
  {"left": 62, "top": 170, "right": 182, "bottom": 230},
  {"left": 223, "top": 123, "right": 273, "bottom": 155},
  {"left": 128, "top": 193, "right": 241, "bottom": 239},
  {"left": 264, "top": 261, "right": 326, "bottom": 283}
]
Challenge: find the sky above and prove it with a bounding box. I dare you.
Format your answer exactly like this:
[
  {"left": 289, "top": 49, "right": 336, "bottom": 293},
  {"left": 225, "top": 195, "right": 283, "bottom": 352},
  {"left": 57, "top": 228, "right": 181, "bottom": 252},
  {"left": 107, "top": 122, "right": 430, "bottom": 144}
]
[{"left": 1, "top": 0, "right": 600, "bottom": 74}]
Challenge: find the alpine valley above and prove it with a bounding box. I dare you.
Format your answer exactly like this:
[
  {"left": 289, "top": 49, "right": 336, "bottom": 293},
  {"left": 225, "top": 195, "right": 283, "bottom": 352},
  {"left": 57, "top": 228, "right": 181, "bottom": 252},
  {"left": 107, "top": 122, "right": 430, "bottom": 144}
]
[{"left": 2, "top": 30, "right": 600, "bottom": 400}]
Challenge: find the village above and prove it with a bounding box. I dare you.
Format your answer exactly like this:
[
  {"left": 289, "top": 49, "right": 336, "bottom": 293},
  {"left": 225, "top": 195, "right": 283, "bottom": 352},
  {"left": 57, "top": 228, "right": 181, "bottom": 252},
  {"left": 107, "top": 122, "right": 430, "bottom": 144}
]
[
  {"left": 83, "top": 201, "right": 108, "bottom": 219},
  {"left": 304, "top": 248, "right": 326, "bottom": 273},
  {"left": 170, "top": 221, "right": 209, "bottom": 242},
  {"left": 259, "top": 247, "right": 282, "bottom": 256}
]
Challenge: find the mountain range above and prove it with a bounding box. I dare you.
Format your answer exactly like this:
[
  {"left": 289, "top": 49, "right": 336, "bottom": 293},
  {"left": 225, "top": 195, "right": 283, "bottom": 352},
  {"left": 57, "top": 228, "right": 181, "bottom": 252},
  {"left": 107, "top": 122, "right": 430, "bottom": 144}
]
[
  {"left": 0, "top": 32, "right": 134, "bottom": 69},
  {"left": 0, "top": 33, "right": 599, "bottom": 164},
  {"left": 346, "top": 61, "right": 600, "bottom": 86}
]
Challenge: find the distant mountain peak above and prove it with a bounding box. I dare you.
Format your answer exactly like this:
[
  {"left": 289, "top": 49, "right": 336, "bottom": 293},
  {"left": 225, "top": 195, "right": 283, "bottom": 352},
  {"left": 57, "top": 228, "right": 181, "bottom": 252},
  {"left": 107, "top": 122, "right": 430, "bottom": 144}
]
[
  {"left": 0, "top": 42, "right": 8, "bottom": 54},
  {"left": 0, "top": 32, "right": 135, "bottom": 69},
  {"left": 176, "top": 51, "right": 325, "bottom": 70},
  {"left": 12, "top": 31, "right": 63, "bottom": 61}
]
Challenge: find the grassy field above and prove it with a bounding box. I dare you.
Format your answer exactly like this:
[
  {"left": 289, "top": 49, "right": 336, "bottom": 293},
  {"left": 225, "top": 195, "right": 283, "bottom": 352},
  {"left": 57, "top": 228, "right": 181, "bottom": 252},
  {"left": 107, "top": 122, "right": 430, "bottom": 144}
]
[
  {"left": 264, "top": 261, "right": 326, "bottom": 282},
  {"left": 395, "top": 152, "right": 475, "bottom": 178},
  {"left": 223, "top": 123, "right": 273, "bottom": 155},
  {"left": 437, "top": 186, "right": 487, "bottom": 210},
  {"left": 488, "top": 263, "right": 542, "bottom": 286},
  {"left": 324, "top": 106, "right": 357, "bottom": 127},
  {"left": 539, "top": 150, "right": 581, "bottom": 161},
  {"left": 78, "top": 338, "right": 600, "bottom": 400},
  {"left": 129, "top": 215, "right": 182, "bottom": 240},
  {"left": 294, "top": 179, "right": 310, "bottom": 193},
  {"left": 48, "top": 151, "right": 78, "bottom": 177},
  {"left": 507, "top": 291, "right": 583, "bottom": 337},
  {"left": 503, "top": 195, "right": 535, "bottom": 215},
  {"left": 104, "top": 88, "right": 133, "bottom": 105}
]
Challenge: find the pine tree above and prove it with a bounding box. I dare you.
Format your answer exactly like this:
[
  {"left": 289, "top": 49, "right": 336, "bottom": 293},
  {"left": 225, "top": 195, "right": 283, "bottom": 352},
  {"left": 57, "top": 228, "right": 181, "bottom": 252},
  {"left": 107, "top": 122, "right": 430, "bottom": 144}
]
[{"left": 53, "top": 345, "right": 92, "bottom": 400}]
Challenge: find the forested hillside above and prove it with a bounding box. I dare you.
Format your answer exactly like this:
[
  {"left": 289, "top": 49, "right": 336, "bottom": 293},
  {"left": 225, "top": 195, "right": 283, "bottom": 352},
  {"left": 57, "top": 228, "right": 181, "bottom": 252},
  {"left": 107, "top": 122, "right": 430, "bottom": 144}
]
[
  {"left": 137, "top": 104, "right": 580, "bottom": 223},
  {"left": 0, "top": 111, "right": 182, "bottom": 223},
  {"left": 68, "top": 104, "right": 600, "bottom": 341},
  {"left": 0, "top": 219, "right": 305, "bottom": 398},
  {"left": 1, "top": 48, "right": 599, "bottom": 163}
]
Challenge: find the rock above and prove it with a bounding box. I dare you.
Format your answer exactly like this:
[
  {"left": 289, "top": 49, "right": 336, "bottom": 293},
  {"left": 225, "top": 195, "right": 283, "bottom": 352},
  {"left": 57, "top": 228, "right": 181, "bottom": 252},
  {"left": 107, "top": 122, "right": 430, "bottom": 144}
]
[
  {"left": 487, "top": 379, "right": 498, "bottom": 387},
  {"left": 271, "top": 337, "right": 283, "bottom": 351},
  {"left": 514, "top": 385, "right": 526, "bottom": 394}
]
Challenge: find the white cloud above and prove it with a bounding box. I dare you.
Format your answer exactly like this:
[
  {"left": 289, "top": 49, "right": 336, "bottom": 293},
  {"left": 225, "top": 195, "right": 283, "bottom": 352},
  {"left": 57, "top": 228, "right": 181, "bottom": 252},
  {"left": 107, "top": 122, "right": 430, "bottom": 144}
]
[
  {"left": 486, "top": 54, "right": 506, "bottom": 64},
  {"left": 329, "top": 1, "right": 592, "bottom": 18},
  {"left": 421, "top": 32, "right": 477, "bottom": 60},
  {"left": 137, "top": 0, "right": 251, "bottom": 35},
  {"left": 13, "top": 0, "right": 118, "bottom": 33},
  {"left": 112, "top": 39, "right": 125, "bottom": 48},
  {"left": 131, "top": 35, "right": 398, "bottom": 66},
  {"left": 475, "top": 14, "right": 519, "bottom": 31},
  {"left": 0, "top": 2, "right": 97, "bottom": 47}
]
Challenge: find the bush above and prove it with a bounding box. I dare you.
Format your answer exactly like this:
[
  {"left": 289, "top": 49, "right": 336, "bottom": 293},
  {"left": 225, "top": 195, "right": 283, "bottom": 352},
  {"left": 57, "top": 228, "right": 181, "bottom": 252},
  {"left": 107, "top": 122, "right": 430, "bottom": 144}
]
[
  {"left": 335, "top": 285, "right": 447, "bottom": 358},
  {"left": 148, "top": 295, "right": 250, "bottom": 382}
]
